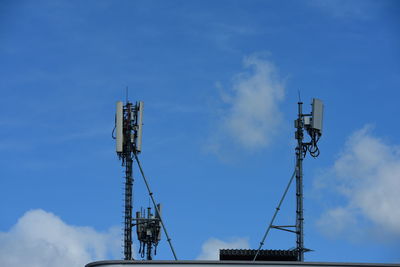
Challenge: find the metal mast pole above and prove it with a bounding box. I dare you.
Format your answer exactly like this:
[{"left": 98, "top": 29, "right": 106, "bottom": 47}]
[
  {"left": 147, "top": 241, "right": 152, "bottom": 260},
  {"left": 124, "top": 103, "right": 133, "bottom": 260},
  {"left": 295, "top": 102, "right": 304, "bottom": 261}
]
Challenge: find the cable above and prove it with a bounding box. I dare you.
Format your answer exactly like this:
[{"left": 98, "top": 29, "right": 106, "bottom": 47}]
[
  {"left": 253, "top": 168, "right": 297, "bottom": 261},
  {"left": 308, "top": 131, "right": 321, "bottom": 158},
  {"left": 134, "top": 153, "right": 178, "bottom": 261},
  {"left": 112, "top": 116, "right": 117, "bottom": 139},
  {"left": 304, "top": 129, "right": 321, "bottom": 158}
]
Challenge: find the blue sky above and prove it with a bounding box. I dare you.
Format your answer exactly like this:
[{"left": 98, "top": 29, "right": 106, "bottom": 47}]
[{"left": 1, "top": 0, "right": 400, "bottom": 266}]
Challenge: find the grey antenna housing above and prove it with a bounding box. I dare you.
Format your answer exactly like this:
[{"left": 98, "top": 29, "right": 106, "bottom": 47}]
[
  {"left": 135, "top": 101, "right": 144, "bottom": 153},
  {"left": 311, "top": 98, "right": 324, "bottom": 134},
  {"left": 116, "top": 101, "right": 124, "bottom": 153}
]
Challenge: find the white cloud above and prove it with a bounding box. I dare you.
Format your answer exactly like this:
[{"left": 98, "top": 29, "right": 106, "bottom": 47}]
[
  {"left": 208, "top": 55, "right": 285, "bottom": 157},
  {"left": 307, "top": 0, "right": 384, "bottom": 20},
  {"left": 316, "top": 126, "right": 400, "bottom": 239},
  {"left": 196, "top": 237, "right": 249, "bottom": 260},
  {"left": 0, "top": 209, "right": 120, "bottom": 267}
]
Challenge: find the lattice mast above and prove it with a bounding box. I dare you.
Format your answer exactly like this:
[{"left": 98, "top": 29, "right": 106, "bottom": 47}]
[{"left": 115, "top": 101, "right": 144, "bottom": 260}]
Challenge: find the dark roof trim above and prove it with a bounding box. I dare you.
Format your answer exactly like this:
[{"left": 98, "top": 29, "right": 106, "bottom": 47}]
[{"left": 86, "top": 260, "right": 400, "bottom": 267}]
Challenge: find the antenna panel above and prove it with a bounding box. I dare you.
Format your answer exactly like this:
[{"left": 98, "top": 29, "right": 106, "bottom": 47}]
[
  {"left": 116, "top": 101, "right": 124, "bottom": 152},
  {"left": 311, "top": 98, "right": 323, "bottom": 133},
  {"left": 136, "top": 101, "right": 144, "bottom": 152}
]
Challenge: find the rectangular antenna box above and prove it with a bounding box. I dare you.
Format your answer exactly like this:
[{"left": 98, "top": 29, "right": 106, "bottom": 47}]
[
  {"left": 116, "top": 101, "right": 124, "bottom": 152},
  {"left": 311, "top": 98, "right": 323, "bottom": 132},
  {"left": 135, "top": 101, "right": 144, "bottom": 153}
]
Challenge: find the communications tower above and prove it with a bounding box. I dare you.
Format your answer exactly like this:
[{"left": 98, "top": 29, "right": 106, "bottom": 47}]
[
  {"left": 115, "top": 101, "right": 144, "bottom": 260},
  {"left": 114, "top": 100, "right": 176, "bottom": 261},
  {"left": 250, "top": 98, "right": 324, "bottom": 262}
]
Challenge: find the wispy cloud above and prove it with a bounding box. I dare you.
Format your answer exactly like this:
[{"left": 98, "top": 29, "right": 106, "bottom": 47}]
[
  {"left": 196, "top": 237, "right": 249, "bottom": 260},
  {"left": 211, "top": 24, "right": 258, "bottom": 53},
  {"left": 207, "top": 55, "right": 285, "bottom": 158},
  {"left": 316, "top": 126, "right": 400, "bottom": 240},
  {"left": 0, "top": 210, "right": 120, "bottom": 267},
  {"left": 308, "top": 0, "right": 385, "bottom": 20}
]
